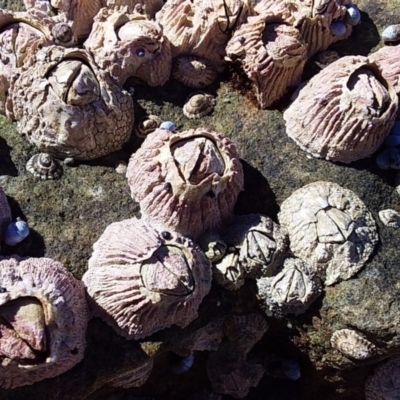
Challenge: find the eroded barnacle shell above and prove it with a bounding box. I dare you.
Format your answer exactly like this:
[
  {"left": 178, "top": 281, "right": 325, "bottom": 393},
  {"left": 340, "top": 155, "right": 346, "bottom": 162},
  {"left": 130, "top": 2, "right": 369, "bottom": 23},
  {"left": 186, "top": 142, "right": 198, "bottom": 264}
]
[
  {"left": 84, "top": 7, "right": 172, "bottom": 87},
  {"left": 126, "top": 128, "right": 244, "bottom": 239},
  {"left": 381, "top": 24, "right": 400, "bottom": 43},
  {"left": 172, "top": 56, "right": 218, "bottom": 88},
  {"left": 0, "top": 256, "right": 89, "bottom": 389},
  {"left": 278, "top": 181, "right": 378, "bottom": 285},
  {"left": 257, "top": 258, "right": 322, "bottom": 316},
  {"left": 378, "top": 209, "right": 400, "bottom": 228},
  {"left": 226, "top": 19, "right": 307, "bottom": 108},
  {"left": 12, "top": 47, "right": 134, "bottom": 160},
  {"left": 83, "top": 217, "right": 212, "bottom": 339},
  {"left": 223, "top": 314, "right": 268, "bottom": 356},
  {"left": 26, "top": 153, "right": 63, "bottom": 180},
  {"left": 183, "top": 91, "right": 216, "bottom": 119},
  {"left": 51, "top": 22, "right": 74, "bottom": 47},
  {"left": 221, "top": 214, "right": 288, "bottom": 278},
  {"left": 0, "top": 187, "right": 12, "bottom": 245},
  {"left": 284, "top": 56, "right": 398, "bottom": 163},
  {"left": 369, "top": 45, "right": 400, "bottom": 118},
  {"left": 135, "top": 115, "right": 163, "bottom": 138},
  {"left": 198, "top": 231, "right": 227, "bottom": 263},
  {"left": 365, "top": 355, "right": 400, "bottom": 400},
  {"left": 331, "top": 329, "right": 377, "bottom": 360},
  {"left": 213, "top": 249, "right": 245, "bottom": 291}
]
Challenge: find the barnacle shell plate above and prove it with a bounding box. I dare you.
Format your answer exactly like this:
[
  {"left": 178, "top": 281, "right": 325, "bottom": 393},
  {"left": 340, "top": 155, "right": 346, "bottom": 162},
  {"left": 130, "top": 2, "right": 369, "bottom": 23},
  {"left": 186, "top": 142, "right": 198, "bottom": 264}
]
[
  {"left": 284, "top": 56, "right": 398, "bottom": 163},
  {"left": 278, "top": 181, "right": 378, "bottom": 285},
  {"left": 126, "top": 128, "right": 244, "bottom": 239},
  {"left": 83, "top": 217, "right": 212, "bottom": 339},
  {"left": 12, "top": 47, "right": 134, "bottom": 160},
  {"left": 0, "top": 256, "right": 89, "bottom": 389}
]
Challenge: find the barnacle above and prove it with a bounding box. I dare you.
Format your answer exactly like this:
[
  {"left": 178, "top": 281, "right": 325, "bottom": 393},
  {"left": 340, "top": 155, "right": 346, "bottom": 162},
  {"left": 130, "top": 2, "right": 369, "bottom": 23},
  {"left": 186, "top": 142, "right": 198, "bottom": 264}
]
[
  {"left": 26, "top": 153, "right": 62, "bottom": 180},
  {"left": 183, "top": 91, "right": 216, "bottom": 119},
  {"left": 331, "top": 329, "right": 377, "bottom": 360}
]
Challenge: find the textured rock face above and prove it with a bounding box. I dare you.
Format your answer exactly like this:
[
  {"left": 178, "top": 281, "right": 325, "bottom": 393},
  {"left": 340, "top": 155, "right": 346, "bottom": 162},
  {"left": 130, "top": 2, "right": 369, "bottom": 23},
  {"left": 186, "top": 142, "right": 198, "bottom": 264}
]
[
  {"left": 284, "top": 56, "right": 398, "bottom": 163},
  {"left": 83, "top": 217, "right": 212, "bottom": 339},
  {"left": 0, "top": 256, "right": 89, "bottom": 389},
  {"left": 226, "top": 18, "right": 307, "bottom": 108},
  {"left": 11, "top": 46, "right": 134, "bottom": 160},
  {"left": 278, "top": 181, "right": 378, "bottom": 285},
  {"left": 83, "top": 7, "right": 172, "bottom": 87},
  {"left": 126, "top": 127, "right": 244, "bottom": 239}
]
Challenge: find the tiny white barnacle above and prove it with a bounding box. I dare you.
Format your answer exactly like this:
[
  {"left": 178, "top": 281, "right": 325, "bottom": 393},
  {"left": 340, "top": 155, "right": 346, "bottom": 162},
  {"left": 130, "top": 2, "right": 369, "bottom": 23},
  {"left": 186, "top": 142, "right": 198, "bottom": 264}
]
[{"left": 331, "top": 329, "right": 377, "bottom": 360}]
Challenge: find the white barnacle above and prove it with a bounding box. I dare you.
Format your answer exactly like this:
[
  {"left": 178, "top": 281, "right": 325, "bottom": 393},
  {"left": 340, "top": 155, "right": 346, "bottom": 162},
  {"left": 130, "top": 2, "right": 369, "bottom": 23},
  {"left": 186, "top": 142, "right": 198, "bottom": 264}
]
[{"left": 331, "top": 329, "right": 377, "bottom": 360}]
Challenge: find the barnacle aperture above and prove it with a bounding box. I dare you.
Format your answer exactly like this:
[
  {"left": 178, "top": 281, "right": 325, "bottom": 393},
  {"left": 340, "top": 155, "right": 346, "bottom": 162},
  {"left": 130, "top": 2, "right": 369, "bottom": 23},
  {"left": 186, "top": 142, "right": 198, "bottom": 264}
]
[{"left": 126, "top": 128, "right": 244, "bottom": 239}]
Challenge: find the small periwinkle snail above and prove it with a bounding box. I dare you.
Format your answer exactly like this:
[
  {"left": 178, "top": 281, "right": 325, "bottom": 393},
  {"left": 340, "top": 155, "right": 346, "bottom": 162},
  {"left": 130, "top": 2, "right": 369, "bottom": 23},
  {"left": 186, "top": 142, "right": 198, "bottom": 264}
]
[
  {"left": 4, "top": 218, "right": 30, "bottom": 246},
  {"left": 160, "top": 121, "right": 176, "bottom": 131}
]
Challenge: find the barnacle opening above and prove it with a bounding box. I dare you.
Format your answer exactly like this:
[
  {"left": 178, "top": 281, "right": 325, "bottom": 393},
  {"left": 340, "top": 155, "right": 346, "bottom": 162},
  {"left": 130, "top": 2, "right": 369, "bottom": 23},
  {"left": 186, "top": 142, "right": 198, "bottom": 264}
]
[
  {"left": 245, "top": 230, "right": 276, "bottom": 264},
  {"left": 140, "top": 245, "right": 195, "bottom": 296},
  {"left": 170, "top": 135, "right": 225, "bottom": 185},
  {"left": 0, "top": 296, "right": 49, "bottom": 365}
]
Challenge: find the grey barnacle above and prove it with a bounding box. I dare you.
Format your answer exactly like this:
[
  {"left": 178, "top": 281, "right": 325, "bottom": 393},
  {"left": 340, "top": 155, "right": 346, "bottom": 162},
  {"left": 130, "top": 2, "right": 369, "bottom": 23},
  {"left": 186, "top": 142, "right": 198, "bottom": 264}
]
[
  {"left": 26, "top": 153, "right": 62, "bottom": 180},
  {"left": 365, "top": 355, "right": 400, "bottom": 400},
  {"left": 135, "top": 115, "right": 163, "bottom": 138},
  {"left": 82, "top": 217, "right": 212, "bottom": 339},
  {"left": 0, "top": 256, "right": 89, "bottom": 389},
  {"left": 378, "top": 209, "right": 400, "bottom": 228},
  {"left": 331, "top": 329, "right": 377, "bottom": 361},
  {"left": 213, "top": 249, "right": 245, "bottom": 291},
  {"left": 12, "top": 46, "right": 134, "bottom": 160},
  {"left": 222, "top": 214, "right": 288, "bottom": 278},
  {"left": 183, "top": 91, "right": 216, "bottom": 119},
  {"left": 51, "top": 22, "right": 74, "bottom": 47},
  {"left": 257, "top": 258, "right": 322, "bottom": 316},
  {"left": 278, "top": 181, "right": 378, "bottom": 285}
]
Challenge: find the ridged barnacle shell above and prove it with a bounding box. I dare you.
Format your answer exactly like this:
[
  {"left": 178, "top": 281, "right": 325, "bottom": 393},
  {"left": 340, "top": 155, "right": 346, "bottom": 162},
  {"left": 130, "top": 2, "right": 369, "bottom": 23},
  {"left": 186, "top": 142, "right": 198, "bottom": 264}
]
[
  {"left": 172, "top": 56, "right": 218, "bottom": 88},
  {"left": 254, "top": 0, "right": 354, "bottom": 57},
  {"left": 51, "top": 22, "right": 74, "bottom": 47},
  {"left": 126, "top": 127, "right": 244, "bottom": 239},
  {"left": 83, "top": 7, "right": 172, "bottom": 87},
  {"left": 183, "top": 91, "right": 216, "bottom": 119},
  {"left": 0, "top": 255, "right": 89, "bottom": 389},
  {"left": 257, "top": 258, "right": 322, "bottom": 316},
  {"left": 278, "top": 181, "right": 378, "bottom": 286},
  {"left": 378, "top": 209, "right": 400, "bottom": 228},
  {"left": 284, "top": 56, "right": 398, "bottom": 163},
  {"left": 381, "top": 24, "right": 400, "bottom": 43},
  {"left": 82, "top": 217, "right": 212, "bottom": 340},
  {"left": 0, "top": 187, "right": 12, "bottom": 245},
  {"left": 369, "top": 45, "right": 400, "bottom": 118},
  {"left": 135, "top": 115, "right": 163, "bottom": 138},
  {"left": 331, "top": 329, "right": 377, "bottom": 360},
  {"left": 213, "top": 249, "right": 245, "bottom": 291},
  {"left": 12, "top": 46, "right": 134, "bottom": 160},
  {"left": 226, "top": 19, "right": 307, "bottom": 108},
  {"left": 221, "top": 214, "right": 289, "bottom": 278},
  {"left": 26, "top": 153, "right": 63, "bottom": 180},
  {"left": 365, "top": 355, "right": 400, "bottom": 400}
]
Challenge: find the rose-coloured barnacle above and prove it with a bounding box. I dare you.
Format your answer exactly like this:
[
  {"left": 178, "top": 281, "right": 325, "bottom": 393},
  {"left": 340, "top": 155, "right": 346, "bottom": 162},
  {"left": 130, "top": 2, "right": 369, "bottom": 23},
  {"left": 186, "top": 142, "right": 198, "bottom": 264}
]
[
  {"left": 106, "top": 358, "right": 154, "bottom": 389},
  {"left": 183, "top": 91, "right": 216, "bottom": 119},
  {"left": 365, "top": 355, "right": 400, "bottom": 400},
  {"left": 0, "top": 256, "right": 89, "bottom": 389},
  {"left": 26, "top": 153, "right": 63, "bottom": 180},
  {"left": 278, "top": 181, "right": 378, "bottom": 286},
  {"left": 314, "top": 50, "right": 340, "bottom": 69},
  {"left": 223, "top": 314, "right": 268, "bottom": 356},
  {"left": 83, "top": 217, "right": 212, "bottom": 339},
  {"left": 284, "top": 56, "right": 398, "bottom": 163},
  {"left": 156, "top": 0, "right": 236, "bottom": 72},
  {"left": 135, "top": 114, "right": 163, "bottom": 138},
  {"left": 0, "top": 187, "right": 12, "bottom": 245},
  {"left": 172, "top": 55, "right": 218, "bottom": 89},
  {"left": 215, "top": 0, "right": 252, "bottom": 34},
  {"left": 378, "top": 209, "right": 400, "bottom": 228},
  {"left": 126, "top": 127, "right": 244, "bottom": 239},
  {"left": 257, "top": 258, "right": 322, "bottom": 316},
  {"left": 331, "top": 329, "right": 377, "bottom": 360},
  {"left": 206, "top": 342, "right": 265, "bottom": 398},
  {"left": 213, "top": 249, "right": 245, "bottom": 291},
  {"left": 51, "top": 22, "right": 74, "bottom": 47},
  {"left": 254, "top": 0, "right": 353, "bottom": 57},
  {"left": 226, "top": 20, "right": 307, "bottom": 109},
  {"left": 221, "top": 214, "right": 289, "bottom": 278},
  {"left": 381, "top": 24, "right": 400, "bottom": 43},
  {"left": 369, "top": 45, "right": 400, "bottom": 118},
  {"left": 198, "top": 231, "right": 227, "bottom": 263},
  {"left": 83, "top": 7, "right": 172, "bottom": 87},
  {"left": 12, "top": 47, "right": 134, "bottom": 160}
]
